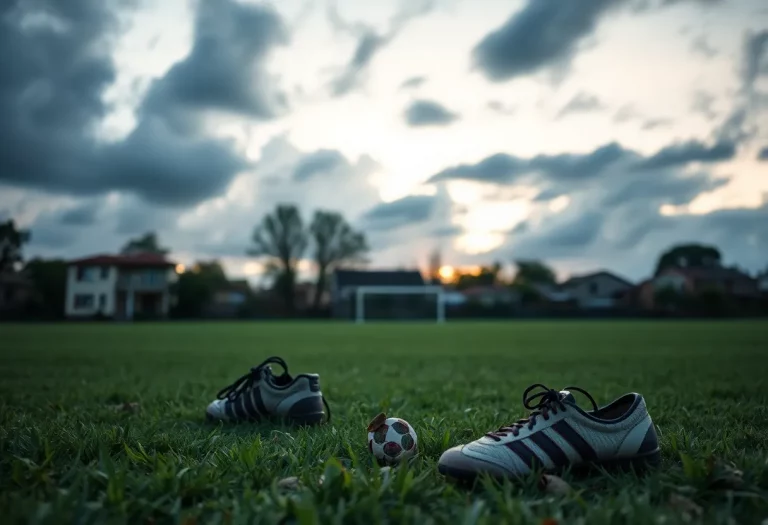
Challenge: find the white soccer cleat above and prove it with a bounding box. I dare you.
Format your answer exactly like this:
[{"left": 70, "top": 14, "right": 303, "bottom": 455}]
[{"left": 438, "top": 384, "right": 660, "bottom": 481}]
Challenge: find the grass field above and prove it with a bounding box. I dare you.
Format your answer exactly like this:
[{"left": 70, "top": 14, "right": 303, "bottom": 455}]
[{"left": 1, "top": 321, "right": 768, "bottom": 524}]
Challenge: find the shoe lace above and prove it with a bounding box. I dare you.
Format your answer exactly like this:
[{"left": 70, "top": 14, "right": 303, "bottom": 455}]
[
  {"left": 216, "top": 356, "right": 288, "bottom": 401},
  {"left": 485, "top": 383, "right": 598, "bottom": 441}
]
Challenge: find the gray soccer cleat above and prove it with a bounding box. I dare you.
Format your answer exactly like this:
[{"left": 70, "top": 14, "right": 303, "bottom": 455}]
[
  {"left": 438, "top": 384, "right": 660, "bottom": 481},
  {"left": 206, "top": 356, "right": 330, "bottom": 425}
]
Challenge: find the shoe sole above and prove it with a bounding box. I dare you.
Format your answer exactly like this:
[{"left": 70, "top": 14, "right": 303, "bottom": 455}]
[{"left": 438, "top": 448, "right": 662, "bottom": 483}]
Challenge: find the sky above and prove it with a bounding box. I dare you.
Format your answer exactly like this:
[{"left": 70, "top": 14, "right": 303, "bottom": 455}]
[{"left": 1, "top": 0, "right": 767, "bottom": 283}]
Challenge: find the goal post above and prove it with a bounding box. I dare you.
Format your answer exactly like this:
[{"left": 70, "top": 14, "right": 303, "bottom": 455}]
[{"left": 354, "top": 285, "right": 446, "bottom": 324}]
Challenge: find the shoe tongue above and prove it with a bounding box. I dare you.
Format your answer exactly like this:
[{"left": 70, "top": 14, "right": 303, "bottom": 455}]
[{"left": 559, "top": 390, "right": 577, "bottom": 405}]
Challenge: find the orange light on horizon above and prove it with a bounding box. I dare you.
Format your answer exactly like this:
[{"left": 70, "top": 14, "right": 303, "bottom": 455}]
[
  {"left": 175, "top": 264, "right": 186, "bottom": 274},
  {"left": 438, "top": 265, "right": 455, "bottom": 281}
]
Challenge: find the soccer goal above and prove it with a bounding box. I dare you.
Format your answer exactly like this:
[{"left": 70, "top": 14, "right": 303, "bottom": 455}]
[{"left": 354, "top": 285, "right": 446, "bottom": 324}]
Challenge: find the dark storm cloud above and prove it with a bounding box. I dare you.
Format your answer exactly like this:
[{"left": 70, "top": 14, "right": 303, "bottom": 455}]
[
  {"left": 141, "top": 0, "right": 288, "bottom": 128},
  {"left": 743, "top": 29, "right": 768, "bottom": 91},
  {"left": 556, "top": 92, "right": 606, "bottom": 119},
  {"left": 0, "top": 0, "right": 278, "bottom": 208},
  {"left": 541, "top": 212, "right": 604, "bottom": 248},
  {"left": 327, "top": 0, "right": 435, "bottom": 96},
  {"left": 60, "top": 201, "right": 102, "bottom": 226},
  {"left": 400, "top": 76, "right": 427, "bottom": 90},
  {"left": 758, "top": 147, "right": 768, "bottom": 160},
  {"left": 292, "top": 149, "right": 348, "bottom": 181},
  {"left": 431, "top": 154, "right": 527, "bottom": 183},
  {"left": 632, "top": 140, "right": 736, "bottom": 171},
  {"left": 472, "top": 0, "right": 624, "bottom": 82},
  {"left": 430, "top": 142, "right": 628, "bottom": 184},
  {"left": 602, "top": 171, "right": 728, "bottom": 207},
  {"left": 404, "top": 100, "right": 459, "bottom": 127},
  {"left": 363, "top": 195, "right": 436, "bottom": 229}
]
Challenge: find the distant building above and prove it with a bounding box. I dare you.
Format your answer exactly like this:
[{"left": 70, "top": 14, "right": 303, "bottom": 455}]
[
  {"left": 561, "top": 271, "right": 634, "bottom": 309},
  {"left": 203, "top": 279, "right": 251, "bottom": 318},
  {"left": 65, "top": 253, "right": 177, "bottom": 320},
  {"left": 460, "top": 285, "right": 520, "bottom": 308},
  {"left": 330, "top": 269, "right": 435, "bottom": 320},
  {"left": 636, "top": 265, "right": 759, "bottom": 310}
]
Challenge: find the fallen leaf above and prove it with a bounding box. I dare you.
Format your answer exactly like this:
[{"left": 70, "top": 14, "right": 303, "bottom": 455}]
[
  {"left": 277, "top": 477, "right": 301, "bottom": 491},
  {"left": 538, "top": 474, "right": 572, "bottom": 496},
  {"left": 668, "top": 494, "right": 702, "bottom": 519},
  {"left": 367, "top": 412, "right": 387, "bottom": 432},
  {"left": 540, "top": 519, "right": 559, "bottom": 525},
  {"left": 708, "top": 461, "right": 743, "bottom": 490}
]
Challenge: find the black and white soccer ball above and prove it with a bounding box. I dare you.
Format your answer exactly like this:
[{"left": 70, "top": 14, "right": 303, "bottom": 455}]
[{"left": 367, "top": 417, "right": 418, "bottom": 465}]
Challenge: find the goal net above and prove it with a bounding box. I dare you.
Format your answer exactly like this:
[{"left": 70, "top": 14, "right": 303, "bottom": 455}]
[{"left": 354, "top": 286, "right": 446, "bottom": 323}]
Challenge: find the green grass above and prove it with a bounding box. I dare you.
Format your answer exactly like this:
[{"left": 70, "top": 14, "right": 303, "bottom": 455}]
[{"left": 1, "top": 321, "right": 768, "bottom": 524}]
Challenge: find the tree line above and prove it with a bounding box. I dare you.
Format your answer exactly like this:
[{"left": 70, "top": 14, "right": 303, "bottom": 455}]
[{"left": 1, "top": 211, "right": 766, "bottom": 320}]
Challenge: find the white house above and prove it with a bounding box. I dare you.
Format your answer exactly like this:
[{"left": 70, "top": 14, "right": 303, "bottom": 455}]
[
  {"left": 65, "top": 253, "right": 178, "bottom": 320},
  {"left": 561, "top": 271, "right": 634, "bottom": 309}
]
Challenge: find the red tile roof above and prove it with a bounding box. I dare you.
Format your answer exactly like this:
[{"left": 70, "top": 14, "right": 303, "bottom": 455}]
[{"left": 68, "top": 253, "right": 176, "bottom": 267}]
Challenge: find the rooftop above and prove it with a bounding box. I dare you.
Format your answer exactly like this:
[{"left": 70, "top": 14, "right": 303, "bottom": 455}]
[{"left": 68, "top": 253, "right": 176, "bottom": 268}]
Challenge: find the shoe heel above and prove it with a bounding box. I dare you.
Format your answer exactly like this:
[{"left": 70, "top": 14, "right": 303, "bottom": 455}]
[{"left": 286, "top": 395, "right": 327, "bottom": 426}]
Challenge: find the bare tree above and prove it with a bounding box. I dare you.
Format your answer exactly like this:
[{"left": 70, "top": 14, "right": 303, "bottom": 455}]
[
  {"left": 248, "top": 204, "right": 308, "bottom": 313},
  {"left": 309, "top": 210, "right": 368, "bottom": 311},
  {"left": 0, "top": 219, "right": 31, "bottom": 273}
]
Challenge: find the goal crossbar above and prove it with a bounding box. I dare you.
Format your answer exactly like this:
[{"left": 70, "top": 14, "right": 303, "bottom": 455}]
[{"left": 354, "top": 285, "right": 445, "bottom": 324}]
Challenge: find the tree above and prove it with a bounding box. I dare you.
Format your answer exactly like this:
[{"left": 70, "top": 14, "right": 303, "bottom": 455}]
[
  {"left": 172, "top": 260, "right": 228, "bottom": 318},
  {"left": 309, "top": 210, "right": 368, "bottom": 311},
  {"left": 654, "top": 243, "right": 721, "bottom": 275},
  {"left": 24, "top": 258, "right": 68, "bottom": 318},
  {"left": 0, "top": 219, "right": 31, "bottom": 273},
  {"left": 512, "top": 260, "right": 557, "bottom": 286},
  {"left": 248, "top": 204, "right": 308, "bottom": 314},
  {"left": 121, "top": 232, "right": 169, "bottom": 255},
  {"left": 455, "top": 263, "right": 502, "bottom": 290}
]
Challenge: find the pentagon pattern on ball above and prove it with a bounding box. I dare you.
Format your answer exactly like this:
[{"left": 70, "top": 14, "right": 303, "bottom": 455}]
[
  {"left": 401, "top": 433, "right": 415, "bottom": 451},
  {"left": 391, "top": 420, "right": 410, "bottom": 434},
  {"left": 384, "top": 442, "right": 402, "bottom": 457}
]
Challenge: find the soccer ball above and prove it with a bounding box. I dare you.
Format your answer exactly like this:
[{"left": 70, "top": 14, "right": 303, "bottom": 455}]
[{"left": 367, "top": 417, "right": 418, "bottom": 465}]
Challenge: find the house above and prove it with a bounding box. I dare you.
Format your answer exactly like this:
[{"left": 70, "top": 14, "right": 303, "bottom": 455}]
[
  {"left": 636, "top": 265, "right": 759, "bottom": 310},
  {"left": 461, "top": 285, "right": 520, "bottom": 308},
  {"left": 561, "top": 271, "right": 634, "bottom": 309},
  {"left": 65, "top": 253, "right": 178, "bottom": 320},
  {"left": 330, "top": 269, "right": 438, "bottom": 320}
]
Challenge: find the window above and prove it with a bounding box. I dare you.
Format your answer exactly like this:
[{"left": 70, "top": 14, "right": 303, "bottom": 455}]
[
  {"left": 100, "top": 266, "right": 110, "bottom": 279},
  {"left": 589, "top": 282, "right": 598, "bottom": 295},
  {"left": 77, "top": 267, "right": 100, "bottom": 282},
  {"left": 74, "top": 294, "right": 94, "bottom": 309},
  {"left": 99, "top": 294, "right": 107, "bottom": 310}
]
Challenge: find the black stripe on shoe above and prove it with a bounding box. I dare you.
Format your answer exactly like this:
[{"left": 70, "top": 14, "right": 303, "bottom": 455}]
[
  {"left": 253, "top": 388, "right": 269, "bottom": 417},
  {"left": 233, "top": 396, "right": 248, "bottom": 419},
  {"left": 529, "top": 431, "right": 570, "bottom": 467},
  {"left": 551, "top": 420, "right": 597, "bottom": 462},
  {"left": 224, "top": 399, "right": 236, "bottom": 419},
  {"left": 506, "top": 440, "right": 540, "bottom": 470},
  {"left": 242, "top": 390, "right": 262, "bottom": 421}
]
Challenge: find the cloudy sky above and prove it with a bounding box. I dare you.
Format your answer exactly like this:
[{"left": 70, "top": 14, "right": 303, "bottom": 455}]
[{"left": 1, "top": 0, "right": 767, "bottom": 283}]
